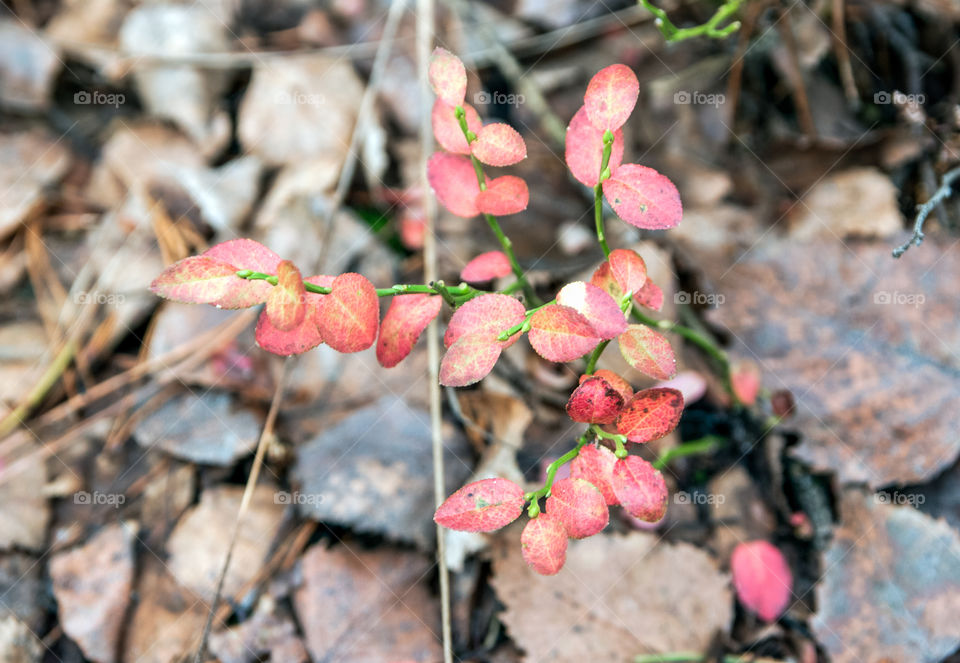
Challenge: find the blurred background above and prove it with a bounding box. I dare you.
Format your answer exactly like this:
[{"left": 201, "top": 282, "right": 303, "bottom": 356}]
[{"left": 0, "top": 0, "right": 959, "bottom": 661}]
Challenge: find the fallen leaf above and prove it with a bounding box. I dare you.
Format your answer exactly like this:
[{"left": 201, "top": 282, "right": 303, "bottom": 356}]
[
  {"left": 210, "top": 596, "right": 308, "bottom": 663},
  {"left": 0, "top": 21, "right": 59, "bottom": 111},
  {"left": 0, "top": 616, "right": 42, "bottom": 663},
  {"left": 788, "top": 167, "right": 902, "bottom": 239},
  {"left": 0, "top": 130, "right": 71, "bottom": 240},
  {"left": 0, "top": 442, "right": 49, "bottom": 551}
]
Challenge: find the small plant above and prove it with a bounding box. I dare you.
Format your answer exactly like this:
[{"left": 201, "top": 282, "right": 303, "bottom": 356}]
[{"left": 151, "top": 49, "right": 689, "bottom": 576}]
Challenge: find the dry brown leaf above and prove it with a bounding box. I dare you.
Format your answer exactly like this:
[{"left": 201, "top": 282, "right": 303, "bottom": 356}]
[
  {"left": 293, "top": 542, "right": 442, "bottom": 662},
  {"left": 0, "top": 442, "right": 49, "bottom": 551},
  {"left": 491, "top": 531, "right": 732, "bottom": 660},
  {"left": 209, "top": 595, "right": 308, "bottom": 663},
  {"left": 50, "top": 523, "right": 136, "bottom": 663},
  {"left": 710, "top": 238, "right": 960, "bottom": 488},
  {"left": 0, "top": 130, "right": 71, "bottom": 240},
  {"left": 0, "top": 554, "right": 43, "bottom": 631},
  {"left": 812, "top": 490, "right": 960, "bottom": 663},
  {"left": 0, "top": 615, "right": 42, "bottom": 663},
  {"left": 788, "top": 168, "right": 902, "bottom": 239},
  {"left": 0, "top": 21, "right": 59, "bottom": 111},
  {"left": 166, "top": 484, "right": 284, "bottom": 602}
]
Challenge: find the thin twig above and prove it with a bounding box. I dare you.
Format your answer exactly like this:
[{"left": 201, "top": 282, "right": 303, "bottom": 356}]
[
  {"left": 893, "top": 165, "right": 960, "bottom": 258},
  {"left": 831, "top": 0, "right": 859, "bottom": 109}
]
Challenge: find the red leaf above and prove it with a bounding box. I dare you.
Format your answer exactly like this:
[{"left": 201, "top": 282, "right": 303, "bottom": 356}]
[
  {"left": 556, "top": 281, "right": 627, "bottom": 340},
  {"left": 731, "top": 360, "right": 762, "bottom": 405},
  {"left": 428, "top": 47, "right": 467, "bottom": 108},
  {"left": 612, "top": 455, "right": 668, "bottom": 523},
  {"left": 376, "top": 294, "right": 442, "bottom": 368},
  {"left": 460, "top": 251, "right": 512, "bottom": 283},
  {"left": 427, "top": 152, "right": 483, "bottom": 218},
  {"left": 586, "top": 369, "right": 633, "bottom": 404},
  {"left": 731, "top": 541, "right": 793, "bottom": 622},
  {"left": 476, "top": 175, "right": 529, "bottom": 216},
  {"left": 439, "top": 333, "right": 502, "bottom": 387},
  {"left": 618, "top": 324, "right": 677, "bottom": 380},
  {"left": 471, "top": 123, "right": 526, "bottom": 167},
  {"left": 608, "top": 248, "right": 647, "bottom": 295},
  {"left": 584, "top": 64, "right": 639, "bottom": 132},
  {"left": 255, "top": 304, "right": 323, "bottom": 356},
  {"left": 265, "top": 260, "right": 306, "bottom": 331},
  {"left": 434, "top": 477, "right": 525, "bottom": 532},
  {"left": 589, "top": 261, "right": 622, "bottom": 301},
  {"left": 432, "top": 99, "right": 480, "bottom": 155},
  {"left": 203, "top": 239, "right": 282, "bottom": 308},
  {"left": 633, "top": 280, "right": 664, "bottom": 311},
  {"left": 546, "top": 477, "right": 609, "bottom": 539},
  {"left": 570, "top": 444, "right": 619, "bottom": 505},
  {"left": 444, "top": 294, "right": 525, "bottom": 348},
  {"left": 150, "top": 256, "right": 242, "bottom": 304},
  {"left": 565, "top": 105, "right": 625, "bottom": 187},
  {"left": 521, "top": 514, "right": 568, "bottom": 576},
  {"left": 566, "top": 376, "right": 625, "bottom": 424},
  {"left": 316, "top": 273, "right": 379, "bottom": 353},
  {"left": 528, "top": 305, "right": 601, "bottom": 362},
  {"left": 615, "top": 387, "right": 684, "bottom": 443},
  {"left": 602, "top": 163, "right": 682, "bottom": 230}
]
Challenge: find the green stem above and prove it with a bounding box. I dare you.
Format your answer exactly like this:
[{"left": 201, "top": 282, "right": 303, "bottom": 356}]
[
  {"left": 591, "top": 424, "right": 628, "bottom": 457},
  {"left": 583, "top": 339, "right": 610, "bottom": 374},
  {"left": 638, "top": 0, "right": 743, "bottom": 42},
  {"left": 525, "top": 431, "right": 591, "bottom": 517},
  {"left": 496, "top": 299, "right": 555, "bottom": 342},
  {"left": 593, "top": 130, "right": 616, "bottom": 258},
  {"left": 652, "top": 435, "right": 723, "bottom": 471}
]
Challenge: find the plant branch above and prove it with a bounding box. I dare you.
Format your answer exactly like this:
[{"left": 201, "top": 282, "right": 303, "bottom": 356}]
[
  {"left": 593, "top": 131, "right": 616, "bottom": 257},
  {"left": 525, "top": 431, "right": 591, "bottom": 517},
  {"left": 652, "top": 435, "right": 723, "bottom": 470},
  {"left": 893, "top": 165, "right": 960, "bottom": 258},
  {"left": 639, "top": 0, "right": 743, "bottom": 42}
]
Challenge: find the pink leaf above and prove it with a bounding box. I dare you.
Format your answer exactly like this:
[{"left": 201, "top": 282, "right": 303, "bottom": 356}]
[
  {"left": 203, "top": 239, "right": 282, "bottom": 309},
  {"left": 428, "top": 47, "right": 467, "bottom": 108},
  {"left": 427, "top": 152, "right": 483, "bottom": 218},
  {"left": 615, "top": 387, "right": 684, "bottom": 443},
  {"left": 589, "top": 261, "right": 622, "bottom": 301},
  {"left": 265, "top": 260, "right": 306, "bottom": 331},
  {"left": 432, "top": 99, "right": 480, "bottom": 155},
  {"left": 434, "top": 477, "right": 525, "bottom": 532},
  {"left": 585, "top": 369, "right": 633, "bottom": 404},
  {"left": 444, "top": 294, "right": 525, "bottom": 349},
  {"left": 731, "top": 360, "right": 762, "bottom": 406},
  {"left": 565, "top": 376, "right": 625, "bottom": 424},
  {"left": 612, "top": 455, "right": 668, "bottom": 523},
  {"left": 460, "top": 251, "right": 512, "bottom": 283},
  {"left": 618, "top": 324, "right": 677, "bottom": 380},
  {"left": 584, "top": 64, "right": 640, "bottom": 131},
  {"left": 316, "top": 273, "right": 379, "bottom": 353},
  {"left": 546, "top": 477, "right": 609, "bottom": 539},
  {"left": 471, "top": 123, "right": 526, "bottom": 167},
  {"left": 439, "top": 333, "right": 502, "bottom": 387},
  {"left": 476, "top": 175, "right": 529, "bottom": 216},
  {"left": 376, "top": 294, "right": 442, "bottom": 368},
  {"left": 608, "top": 248, "right": 647, "bottom": 295},
  {"left": 602, "top": 163, "right": 682, "bottom": 230},
  {"left": 570, "top": 444, "right": 619, "bottom": 505},
  {"left": 731, "top": 541, "right": 793, "bottom": 622},
  {"left": 527, "top": 305, "right": 601, "bottom": 362},
  {"left": 150, "top": 256, "right": 242, "bottom": 305},
  {"left": 565, "top": 105, "right": 625, "bottom": 187},
  {"left": 255, "top": 304, "right": 323, "bottom": 356},
  {"left": 521, "top": 514, "right": 568, "bottom": 576},
  {"left": 633, "top": 280, "right": 664, "bottom": 311},
  {"left": 556, "top": 281, "right": 627, "bottom": 340}
]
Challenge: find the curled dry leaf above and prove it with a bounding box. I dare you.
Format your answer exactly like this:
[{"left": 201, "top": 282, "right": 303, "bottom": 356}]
[
  {"left": 556, "top": 281, "right": 627, "bottom": 340},
  {"left": 471, "top": 123, "right": 527, "bottom": 167},
  {"left": 546, "top": 477, "right": 609, "bottom": 539},
  {"left": 565, "top": 376, "right": 625, "bottom": 424},
  {"left": 265, "top": 260, "right": 306, "bottom": 331},
  {"left": 376, "top": 294, "right": 442, "bottom": 368},
  {"left": 731, "top": 541, "right": 792, "bottom": 622},
  {"left": 460, "top": 251, "right": 512, "bottom": 283},
  {"left": 603, "top": 164, "right": 683, "bottom": 230},
  {"left": 444, "top": 293, "right": 526, "bottom": 348},
  {"left": 428, "top": 47, "right": 467, "bottom": 107},
  {"left": 434, "top": 478, "right": 525, "bottom": 532},
  {"left": 618, "top": 324, "right": 677, "bottom": 380},
  {"left": 565, "top": 105, "right": 625, "bottom": 187},
  {"left": 521, "top": 514, "right": 568, "bottom": 576},
  {"left": 427, "top": 152, "right": 484, "bottom": 217},
  {"left": 476, "top": 175, "right": 529, "bottom": 216},
  {"left": 431, "top": 99, "right": 480, "bottom": 154},
  {"left": 316, "top": 273, "right": 379, "bottom": 353},
  {"left": 612, "top": 456, "right": 668, "bottom": 523},
  {"left": 570, "top": 444, "right": 618, "bottom": 505},
  {"left": 528, "top": 305, "right": 601, "bottom": 363},
  {"left": 583, "top": 64, "right": 640, "bottom": 132},
  {"left": 616, "top": 387, "right": 684, "bottom": 443}
]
